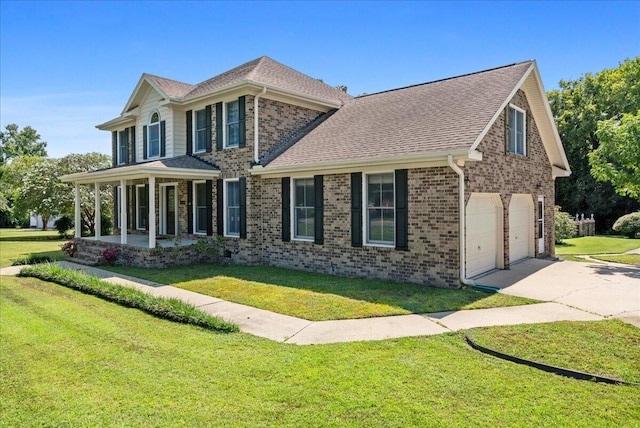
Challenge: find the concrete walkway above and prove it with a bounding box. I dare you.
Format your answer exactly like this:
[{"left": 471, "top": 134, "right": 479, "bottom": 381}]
[{"left": 2, "top": 260, "right": 615, "bottom": 344}]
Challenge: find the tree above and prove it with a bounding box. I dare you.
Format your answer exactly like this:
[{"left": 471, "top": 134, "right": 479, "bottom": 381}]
[
  {"left": 589, "top": 111, "right": 640, "bottom": 200},
  {"left": 0, "top": 124, "right": 47, "bottom": 165},
  {"left": 548, "top": 57, "right": 640, "bottom": 231}
]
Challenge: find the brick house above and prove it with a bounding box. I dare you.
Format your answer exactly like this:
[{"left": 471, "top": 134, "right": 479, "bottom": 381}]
[{"left": 61, "top": 56, "right": 570, "bottom": 287}]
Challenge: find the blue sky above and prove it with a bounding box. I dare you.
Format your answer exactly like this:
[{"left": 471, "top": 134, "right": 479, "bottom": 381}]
[{"left": 1, "top": 1, "right": 638, "bottom": 159}]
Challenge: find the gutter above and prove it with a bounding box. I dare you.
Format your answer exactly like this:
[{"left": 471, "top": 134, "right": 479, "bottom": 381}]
[
  {"left": 254, "top": 87, "right": 267, "bottom": 163},
  {"left": 447, "top": 154, "right": 475, "bottom": 287}
]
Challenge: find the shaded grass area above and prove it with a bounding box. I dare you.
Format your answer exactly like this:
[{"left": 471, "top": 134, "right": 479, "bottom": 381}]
[
  {"left": 19, "top": 264, "right": 238, "bottom": 333},
  {"left": 592, "top": 254, "right": 640, "bottom": 266},
  {"left": 469, "top": 320, "right": 640, "bottom": 384},
  {"left": 0, "top": 228, "right": 66, "bottom": 267},
  {"left": 106, "top": 264, "right": 538, "bottom": 321},
  {"left": 556, "top": 236, "right": 640, "bottom": 256},
  {"left": 2, "top": 276, "right": 638, "bottom": 427}
]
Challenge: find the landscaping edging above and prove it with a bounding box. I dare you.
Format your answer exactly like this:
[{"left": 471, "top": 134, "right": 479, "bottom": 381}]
[{"left": 465, "top": 331, "right": 638, "bottom": 386}]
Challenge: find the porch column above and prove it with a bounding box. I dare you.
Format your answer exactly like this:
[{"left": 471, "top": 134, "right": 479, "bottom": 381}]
[
  {"left": 120, "top": 179, "right": 127, "bottom": 245},
  {"left": 148, "top": 175, "right": 156, "bottom": 249},
  {"left": 74, "top": 183, "right": 81, "bottom": 238},
  {"left": 94, "top": 182, "right": 101, "bottom": 239}
]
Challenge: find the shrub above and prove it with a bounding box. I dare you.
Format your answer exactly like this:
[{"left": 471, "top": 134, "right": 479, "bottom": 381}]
[
  {"left": 18, "top": 264, "right": 239, "bottom": 333},
  {"left": 99, "top": 247, "right": 120, "bottom": 265},
  {"left": 54, "top": 216, "right": 74, "bottom": 238},
  {"left": 612, "top": 212, "right": 640, "bottom": 238},
  {"left": 11, "top": 254, "right": 54, "bottom": 266},
  {"left": 555, "top": 206, "right": 577, "bottom": 244},
  {"left": 60, "top": 239, "right": 78, "bottom": 257}
]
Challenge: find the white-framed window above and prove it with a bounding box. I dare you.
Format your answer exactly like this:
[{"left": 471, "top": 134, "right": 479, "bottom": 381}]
[
  {"left": 364, "top": 172, "right": 395, "bottom": 246},
  {"left": 194, "top": 109, "right": 207, "bottom": 153},
  {"left": 193, "top": 181, "right": 207, "bottom": 235},
  {"left": 225, "top": 100, "right": 240, "bottom": 148},
  {"left": 224, "top": 179, "right": 240, "bottom": 237},
  {"left": 293, "top": 178, "right": 315, "bottom": 240},
  {"left": 117, "top": 130, "right": 127, "bottom": 165},
  {"left": 136, "top": 184, "right": 147, "bottom": 230},
  {"left": 508, "top": 105, "right": 526, "bottom": 156},
  {"left": 147, "top": 110, "right": 161, "bottom": 158}
]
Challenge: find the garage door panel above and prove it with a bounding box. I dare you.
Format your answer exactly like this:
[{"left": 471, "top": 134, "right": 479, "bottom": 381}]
[
  {"left": 466, "top": 194, "right": 500, "bottom": 278},
  {"left": 509, "top": 195, "right": 532, "bottom": 263}
]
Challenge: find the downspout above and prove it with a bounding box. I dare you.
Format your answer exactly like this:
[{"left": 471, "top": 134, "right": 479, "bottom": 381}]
[
  {"left": 448, "top": 154, "right": 475, "bottom": 286},
  {"left": 254, "top": 87, "right": 267, "bottom": 164}
]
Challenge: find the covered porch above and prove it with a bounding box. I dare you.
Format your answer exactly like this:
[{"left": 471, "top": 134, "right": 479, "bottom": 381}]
[{"left": 60, "top": 156, "right": 220, "bottom": 249}]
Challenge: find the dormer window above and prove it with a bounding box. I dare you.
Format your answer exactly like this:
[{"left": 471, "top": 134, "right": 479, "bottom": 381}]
[
  {"left": 225, "top": 100, "right": 240, "bottom": 148},
  {"left": 147, "top": 111, "right": 161, "bottom": 158}
]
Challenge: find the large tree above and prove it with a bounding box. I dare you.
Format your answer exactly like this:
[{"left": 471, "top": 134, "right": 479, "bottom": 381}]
[
  {"left": 0, "top": 124, "right": 48, "bottom": 166},
  {"left": 548, "top": 57, "right": 640, "bottom": 231}
]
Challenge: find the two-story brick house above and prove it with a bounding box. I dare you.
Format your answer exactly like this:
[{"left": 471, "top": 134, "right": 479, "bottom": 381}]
[{"left": 62, "top": 56, "right": 570, "bottom": 287}]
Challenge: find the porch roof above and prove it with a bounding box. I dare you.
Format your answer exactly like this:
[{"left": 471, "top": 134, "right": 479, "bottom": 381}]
[{"left": 60, "top": 155, "right": 220, "bottom": 184}]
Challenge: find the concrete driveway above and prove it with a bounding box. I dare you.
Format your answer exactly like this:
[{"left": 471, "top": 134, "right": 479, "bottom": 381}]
[{"left": 477, "top": 258, "right": 640, "bottom": 327}]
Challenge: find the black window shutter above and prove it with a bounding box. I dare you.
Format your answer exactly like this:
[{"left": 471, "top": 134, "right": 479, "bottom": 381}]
[
  {"left": 216, "top": 179, "right": 224, "bottom": 236},
  {"left": 130, "top": 126, "right": 136, "bottom": 164},
  {"left": 205, "top": 105, "right": 213, "bottom": 152},
  {"left": 395, "top": 169, "right": 409, "bottom": 251},
  {"left": 351, "top": 173, "right": 363, "bottom": 247},
  {"left": 504, "top": 106, "right": 510, "bottom": 154},
  {"left": 186, "top": 110, "right": 193, "bottom": 155},
  {"left": 111, "top": 131, "right": 117, "bottom": 166},
  {"left": 215, "top": 102, "right": 223, "bottom": 151},
  {"left": 131, "top": 185, "right": 137, "bottom": 229},
  {"left": 144, "top": 184, "right": 149, "bottom": 231},
  {"left": 526, "top": 110, "right": 531, "bottom": 157},
  {"left": 238, "top": 96, "right": 246, "bottom": 148},
  {"left": 187, "top": 181, "right": 193, "bottom": 234},
  {"left": 314, "top": 175, "right": 324, "bottom": 245},
  {"left": 143, "top": 126, "right": 148, "bottom": 160},
  {"left": 160, "top": 120, "right": 166, "bottom": 157},
  {"left": 206, "top": 180, "right": 213, "bottom": 236},
  {"left": 239, "top": 176, "right": 247, "bottom": 239},
  {"left": 282, "top": 177, "right": 290, "bottom": 242}
]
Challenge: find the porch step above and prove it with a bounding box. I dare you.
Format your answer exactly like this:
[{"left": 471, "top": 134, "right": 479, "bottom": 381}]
[{"left": 69, "top": 250, "right": 102, "bottom": 266}]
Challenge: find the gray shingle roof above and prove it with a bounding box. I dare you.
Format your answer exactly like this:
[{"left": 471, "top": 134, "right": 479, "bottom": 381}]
[
  {"left": 91, "top": 155, "right": 219, "bottom": 174},
  {"left": 265, "top": 61, "right": 534, "bottom": 168},
  {"left": 145, "top": 56, "right": 351, "bottom": 105}
]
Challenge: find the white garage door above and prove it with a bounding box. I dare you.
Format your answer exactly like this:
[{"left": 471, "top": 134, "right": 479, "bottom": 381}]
[
  {"left": 466, "top": 194, "right": 500, "bottom": 278},
  {"left": 509, "top": 194, "right": 533, "bottom": 263}
]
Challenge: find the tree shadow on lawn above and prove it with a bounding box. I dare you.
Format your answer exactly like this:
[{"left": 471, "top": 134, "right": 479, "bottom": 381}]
[{"left": 112, "top": 264, "right": 510, "bottom": 314}]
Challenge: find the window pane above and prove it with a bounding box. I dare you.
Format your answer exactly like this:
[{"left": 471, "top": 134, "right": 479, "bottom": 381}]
[
  {"left": 227, "top": 101, "right": 239, "bottom": 123},
  {"left": 227, "top": 123, "right": 239, "bottom": 147},
  {"left": 196, "top": 109, "right": 207, "bottom": 129},
  {"left": 295, "top": 207, "right": 314, "bottom": 238},
  {"left": 368, "top": 209, "right": 383, "bottom": 242},
  {"left": 228, "top": 207, "right": 239, "bottom": 235},
  {"left": 150, "top": 112, "right": 159, "bottom": 123},
  {"left": 381, "top": 208, "right": 395, "bottom": 242},
  {"left": 149, "top": 124, "right": 160, "bottom": 157}
]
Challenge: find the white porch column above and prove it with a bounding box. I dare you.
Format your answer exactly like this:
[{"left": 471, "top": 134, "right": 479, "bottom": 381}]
[
  {"left": 148, "top": 175, "right": 156, "bottom": 249},
  {"left": 94, "top": 182, "right": 101, "bottom": 239},
  {"left": 120, "top": 179, "right": 127, "bottom": 245},
  {"left": 74, "top": 183, "right": 81, "bottom": 238}
]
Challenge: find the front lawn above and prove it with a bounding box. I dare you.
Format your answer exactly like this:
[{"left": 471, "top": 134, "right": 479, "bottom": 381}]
[
  {"left": 591, "top": 254, "right": 640, "bottom": 266},
  {"left": 0, "top": 228, "right": 67, "bottom": 267},
  {"left": 106, "top": 264, "right": 538, "bottom": 321},
  {"left": 2, "top": 276, "right": 638, "bottom": 427},
  {"left": 555, "top": 235, "right": 639, "bottom": 256}
]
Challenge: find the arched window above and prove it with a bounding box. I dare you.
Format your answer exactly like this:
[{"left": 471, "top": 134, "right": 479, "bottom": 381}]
[{"left": 147, "top": 110, "right": 161, "bottom": 158}]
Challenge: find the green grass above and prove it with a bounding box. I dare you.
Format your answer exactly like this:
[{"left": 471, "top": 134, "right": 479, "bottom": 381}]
[
  {"left": 591, "top": 254, "right": 640, "bottom": 266},
  {"left": 0, "top": 228, "right": 67, "bottom": 267},
  {"left": 469, "top": 320, "right": 640, "bottom": 383},
  {"left": 1, "top": 276, "right": 638, "bottom": 427},
  {"left": 18, "top": 264, "right": 238, "bottom": 333},
  {"left": 555, "top": 235, "right": 640, "bottom": 256},
  {"left": 106, "top": 264, "right": 538, "bottom": 321}
]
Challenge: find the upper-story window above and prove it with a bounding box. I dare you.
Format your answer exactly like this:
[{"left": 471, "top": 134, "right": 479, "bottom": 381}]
[
  {"left": 508, "top": 105, "right": 526, "bottom": 156},
  {"left": 117, "top": 130, "right": 127, "bottom": 165},
  {"left": 147, "top": 111, "right": 161, "bottom": 158},
  {"left": 365, "top": 172, "right": 395, "bottom": 246},
  {"left": 225, "top": 100, "right": 240, "bottom": 148},
  {"left": 194, "top": 109, "right": 207, "bottom": 153}
]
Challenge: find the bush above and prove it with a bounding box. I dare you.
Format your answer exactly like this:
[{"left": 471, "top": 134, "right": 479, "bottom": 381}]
[
  {"left": 612, "top": 212, "right": 640, "bottom": 238},
  {"left": 555, "top": 206, "right": 577, "bottom": 244},
  {"left": 11, "top": 254, "right": 54, "bottom": 266},
  {"left": 18, "top": 264, "right": 239, "bottom": 333},
  {"left": 54, "top": 216, "right": 74, "bottom": 238},
  {"left": 60, "top": 239, "right": 78, "bottom": 257}
]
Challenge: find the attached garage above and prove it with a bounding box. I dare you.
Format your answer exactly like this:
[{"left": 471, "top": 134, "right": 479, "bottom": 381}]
[
  {"left": 465, "top": 194, "right": 503, "bottom": 278},
  {"left": 509, "top": 194, "right": 534, "bottom": 263}
]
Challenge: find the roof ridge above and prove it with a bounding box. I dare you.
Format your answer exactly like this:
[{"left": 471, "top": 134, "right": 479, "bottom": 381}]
[
  {"left": 145, "top": 72, "right": 194, "bottom": 86},
  {"left": 356, "top": 60, "right": 534, "bottom": 99},
  {"left": 246, "top": 55, "right": 269, "bottom": 81}
]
